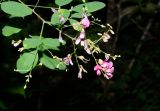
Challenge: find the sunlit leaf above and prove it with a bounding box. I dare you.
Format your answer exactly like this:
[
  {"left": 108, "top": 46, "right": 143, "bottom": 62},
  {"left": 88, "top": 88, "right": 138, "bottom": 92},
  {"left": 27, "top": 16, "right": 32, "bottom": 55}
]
[
  {"left": 71, "top": 12, "right": 91, "bottom": 18},
  {"left": 55, "top": 0, "right": 72, "bottom": 6},
  {"left": 42, "top": 38, "right": 60, "bottom": 50},
  {"left": 56, "top": 62, "right": 66, "bottom": 70},
  {"left": 2, "top": 25, "right": 22, "bottom": 37},
  {"left": 59, "top": 9, "right": 70, "bottom": 18},
  {"left": 40, "top": 54, "right": 65, "bottom": 70},
  {"left": 51, "top": 9, "right": 70, "bottom": 25},
  {"left": 69, "top": 19, "right": 82, "bottom": 31},
  {"left": 51, "top": 12, "right": 62, "bottom": 25},
  {"left": 72, "top": 1, "right": 105, "bottom": 13},
  {"left": 23, "top": 38, "right": 41, "bottom": 49},
  {"left": 1, "top": 1, "right": 32, "bottom": 17},
  {"left": 16, "top": 50, "right": 38, "bottom": 74}
]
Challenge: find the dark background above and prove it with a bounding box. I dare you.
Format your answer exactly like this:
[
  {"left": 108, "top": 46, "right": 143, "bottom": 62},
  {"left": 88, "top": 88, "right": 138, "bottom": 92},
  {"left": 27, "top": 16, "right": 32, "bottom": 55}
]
[{"left": 0, "top": 0, "right": 160, "bottom": 111}]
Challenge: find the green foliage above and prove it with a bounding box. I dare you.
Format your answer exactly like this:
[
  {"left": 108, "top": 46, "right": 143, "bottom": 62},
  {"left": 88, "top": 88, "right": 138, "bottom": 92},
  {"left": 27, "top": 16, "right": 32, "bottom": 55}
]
[
  {"left": 23, "top": 38, "right": 41, "bottom": 49},
  {"left": 1, "top": 1, "right": 32, "bottom": 17},
  {"left": 42, "top": 38, "right": 60, "bottom": 50},
  {"left": 72, "top": 1, "right": 106, "bottom": 13},
  {"left": 40, "top": 54, "right": 66, "bottom": 70},
  {"left": 16, "top": 50, "right": 38, "bottom": 74},
  {"left": 51, "top": 12, "right": 62, "bottom": 25},
  {"left": 23, "top": 37, "right": 60, "bottom": 51},
  {"left": 51, "top": 9, "right": 70, "bottom": 25},
  {"left": 71, "top": 12, "right": 91, "bottom": 18},
  {"left": 2, "top": 25, "right": 22, "bottom": 37},
  {"left": 55, "top": 0, "right": 73, "bottom": 6},
  {"left": 69, "top": 19, "right": 82, "bottom": 31}
]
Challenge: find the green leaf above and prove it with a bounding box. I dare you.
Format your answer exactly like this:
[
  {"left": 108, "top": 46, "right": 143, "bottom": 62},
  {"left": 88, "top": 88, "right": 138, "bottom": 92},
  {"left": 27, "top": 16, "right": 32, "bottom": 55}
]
[
  {"left": 40, "top": 54, "right": 66, "bottom": 70},
  {"left": 23, "top": 38, "right": 42, "bottom": 49},
  {"left": 55, "top": 0, "right": 72, "bottom": 6},
  {"left": 2, "top": 25, "right": 22, "bottom": 37},
  {"left": 57, "top": 62, "right": 66, "bottom": 70},
  {"left": 51, "top": 9, "right": 70, "bottom": 25},
  {"left": 16, "top": 50, "right": 38, "bottom": 74},
  {"left": 1, "top": 1, "right": 32, "bottom": 17},
  {"left": 42, "top": 38, "right": 60, "bottom": 50},
  {"left": 69, "top": 19, "right": 82, "bottom": 31},
  {"left": 72, "top": 1, "right": 105, "bottom": 13},
  {"left": 51, "top": 12, "right": 62, "bottom": 25},
  {"left": 71, "top": 12, "right": 91, "bottom": 18},
  {"left": 59, "top": 9, "right": 70, "bottom": 18}
]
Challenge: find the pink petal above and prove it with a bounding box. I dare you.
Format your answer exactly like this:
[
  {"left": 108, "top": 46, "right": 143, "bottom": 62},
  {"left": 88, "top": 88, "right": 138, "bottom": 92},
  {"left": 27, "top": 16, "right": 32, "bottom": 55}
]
[
  {"left": 107, "top": 61, "right": 113, "bottom": 68},
  {"left": 79, "top": 30, "right": 85, "bottom": 39},
  {"left": 94, "top": 65, "right": 102, "bottom": 71},
  {"left": 80, "top": 15, "right": 90, "bottom": 28},
  {"left": 85, "top": 48, "right": 91, "bottom": 54},
  {"left": 96, "top": 70, "right": 101, "bottom": 76},
  {"left": 80, "top": 41, "right": 85, "bottom": 46},
  {"left": 69, "top": 59, "right": 73, "bottom": 66},
  {"left": 110, "top": 67, "right": 114, "bottom": 73},
  {"left": 107, "top": 73, "right": 113, "bottom": 79},
  {"left": 104, "top": 73, "right": 113, "bottom": 79},
  {"left": 101, "top": 61, "right": 108, "bottom": 68},
  {"left": 75, "top": 38, "right": 81, "bottom": 45}
]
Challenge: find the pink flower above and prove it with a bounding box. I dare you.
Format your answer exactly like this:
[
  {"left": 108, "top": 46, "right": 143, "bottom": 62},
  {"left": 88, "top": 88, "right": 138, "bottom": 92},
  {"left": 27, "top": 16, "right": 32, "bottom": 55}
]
[
  {"left": 63, "top": 54, "right": 73, "bottom": 65},
  {"left": 104, "top": 73, "right": 113, "bottom": 79},
  {"left": 80, "top": 15, "right": 90, "bottom": 29},
  {"left": 75, "top": 29, "right": 91, "bottom": 54},
  {"left": 101, "top": 61, "right": 113, "bottom": 69},
  {"left": 94, "top": 65, "right": 102, "bottom": 76},
  {"left": 75, "top": 29, "right": 85, "bottom": 45},
  {"left": 94, "top": 59, "right": 114, "bottom": 79}
]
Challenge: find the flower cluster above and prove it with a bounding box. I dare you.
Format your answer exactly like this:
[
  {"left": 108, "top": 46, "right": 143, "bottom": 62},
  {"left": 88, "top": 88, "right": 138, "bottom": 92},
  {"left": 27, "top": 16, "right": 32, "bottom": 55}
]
[
  {"left": 94, "top": 59, "right": 114, "bottom": 79},
  {"left": 75, "top": 14, "right": 91, "bottom": 54}
]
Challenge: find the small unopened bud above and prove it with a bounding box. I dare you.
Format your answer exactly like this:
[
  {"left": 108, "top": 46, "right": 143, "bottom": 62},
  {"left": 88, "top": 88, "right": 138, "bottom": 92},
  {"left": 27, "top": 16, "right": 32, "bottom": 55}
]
[
  {"left": 18, "top": 47, "right": 24, "bottom": 52},
  {"left": 110, "top": 30, "right": 115, "bottom": 34},
  {"left": 101, "top": 25, "right": 106, "bottom": 28},
  {"left": 98, "top": 59, "right": 103, "bottom": 64},
  {"left": 12, "top": 40, "right": 22, "bottom": 47},
  {"left": 97, "top": 33, "right": 102, "bottom": 36}
]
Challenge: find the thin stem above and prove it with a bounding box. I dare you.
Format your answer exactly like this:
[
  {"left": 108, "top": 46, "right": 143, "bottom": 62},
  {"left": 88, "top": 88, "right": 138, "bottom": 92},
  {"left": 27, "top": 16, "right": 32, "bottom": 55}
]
[
  {"left": 33, "top": 0, "right": 39, "bottom": 10},
  {"left": 18, "top": 0, "right": 46, "bottom": 23},
  {"left": 40, "top": 21, "right": 45, "bottom": 39},
  {"left": 93, "top": 27, "right": 111, "bottom": 44},
  {"left": 27, "top": 4, "right": 57, "bottom": 9},
  {"left": 72, "top": 40, "right": 80, "bottom": 68},
  {"left": 56, "top": 28, "right": 74, "bottom": 40},
  {"left": 24, "top": 50, "right": 38, "bottom": 89},
  {"left": 32, "top": 10, "right": 46, "bottom": 22},
  {"left": 91, "top": 52, "right": 98, "bottom": 64},
  {"left": 46, "top": 49, "right": 55, "bottom": 58}
]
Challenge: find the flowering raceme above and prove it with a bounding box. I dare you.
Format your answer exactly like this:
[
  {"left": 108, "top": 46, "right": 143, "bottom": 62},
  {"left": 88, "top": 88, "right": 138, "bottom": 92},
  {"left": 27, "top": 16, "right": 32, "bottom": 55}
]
[
  {"left": 75, "top": 14, "right": 91, "bottom": 54},
  {"left": 94, "top": 59, "right": 114, "bottom": 79}
]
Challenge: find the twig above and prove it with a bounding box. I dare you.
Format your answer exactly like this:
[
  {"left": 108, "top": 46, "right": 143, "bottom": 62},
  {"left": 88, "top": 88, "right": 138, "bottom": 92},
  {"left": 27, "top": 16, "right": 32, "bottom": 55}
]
[
  {"left": 33, "top": 0, "right": 39, "bottom": 10},
  {"left": 27, "top": 5, "right": 57, "bottom": 9},
  {"left": 125, "top": 19, "right": 153, "bottom": 74}
]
